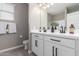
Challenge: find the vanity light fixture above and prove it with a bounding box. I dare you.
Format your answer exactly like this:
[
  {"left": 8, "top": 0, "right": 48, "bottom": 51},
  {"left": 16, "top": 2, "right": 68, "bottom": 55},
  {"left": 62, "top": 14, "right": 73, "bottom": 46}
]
[
  {"left": 50, "top": 3, "right": 54, "bottom": 5},
  {"left": 38, "top": 3, "right": 54, "bottom": 9}
]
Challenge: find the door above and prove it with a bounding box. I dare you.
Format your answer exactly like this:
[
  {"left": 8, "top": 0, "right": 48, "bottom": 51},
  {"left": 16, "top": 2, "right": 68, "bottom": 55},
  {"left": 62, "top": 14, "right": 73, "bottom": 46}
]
[
  {"left": 44, "top": 40, "right": 54, "bottom": 56},
  {"left": 55, "top": 44, "right": 75, "bottom": 56},
  {"left": 32, "top": 37, "right": 38, "bottom": 55}
]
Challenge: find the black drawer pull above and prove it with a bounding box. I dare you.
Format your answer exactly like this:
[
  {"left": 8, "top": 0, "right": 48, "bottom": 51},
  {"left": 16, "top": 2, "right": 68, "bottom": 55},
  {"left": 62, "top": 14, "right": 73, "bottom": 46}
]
[
  {"left": 52, "top": 46, "right": 54, "bottom": 56},
  {"left": 35, "top": 40, "right": 38, "bottom": 47},
  {"left": 50, "top": 39, "right": 60, "bottom": 42},
  {"left": 56, "top": 48, "right": 58, "bottom": 56}
]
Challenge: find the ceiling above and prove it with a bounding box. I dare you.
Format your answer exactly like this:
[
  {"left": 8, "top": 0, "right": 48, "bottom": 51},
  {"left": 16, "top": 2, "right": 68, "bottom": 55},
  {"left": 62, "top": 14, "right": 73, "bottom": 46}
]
[{"left": 47, "top": 3, "right": 79, "bottom": 15}]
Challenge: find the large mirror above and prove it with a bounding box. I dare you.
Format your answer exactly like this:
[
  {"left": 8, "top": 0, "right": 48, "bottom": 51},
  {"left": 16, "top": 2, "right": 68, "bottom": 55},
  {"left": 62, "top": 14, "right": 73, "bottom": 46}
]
[
  {"left": 47, "top": 8, "right": 65, "bottom": 28},
  {"left": 46, "top": 3, "right": 79, "bottom": 30},
  {"left": 46, "top": 3, "right": 68, "bottom": 31}
]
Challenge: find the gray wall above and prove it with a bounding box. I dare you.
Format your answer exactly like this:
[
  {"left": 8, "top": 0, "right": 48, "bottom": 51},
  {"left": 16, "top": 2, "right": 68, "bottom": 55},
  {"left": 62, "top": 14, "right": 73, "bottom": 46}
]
[
  {"left": 52, "top": 12, "right": 65, "bottom": 21},
  {"left": 0, "top": 3, "right": 28, "bottom": 50},
  {"left": 47, "top": 12, "right": 65, "bottom": 27}
]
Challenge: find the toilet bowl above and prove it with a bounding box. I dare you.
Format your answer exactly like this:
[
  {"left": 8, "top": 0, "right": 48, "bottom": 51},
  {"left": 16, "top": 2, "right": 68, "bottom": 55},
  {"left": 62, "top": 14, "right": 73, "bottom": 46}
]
[{"left": 23, "top": 40, "right": 28, "bottom": 50}]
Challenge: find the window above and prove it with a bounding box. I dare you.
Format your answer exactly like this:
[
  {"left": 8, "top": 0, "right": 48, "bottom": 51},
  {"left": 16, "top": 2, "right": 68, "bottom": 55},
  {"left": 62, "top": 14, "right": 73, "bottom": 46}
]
[{"left": 0, "top": 3, "right": 15, "bottom": 21}]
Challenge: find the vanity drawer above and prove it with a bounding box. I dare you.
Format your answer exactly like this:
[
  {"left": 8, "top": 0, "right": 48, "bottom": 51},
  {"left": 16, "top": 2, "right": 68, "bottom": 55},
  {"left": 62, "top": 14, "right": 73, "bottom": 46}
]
[
  {"left": 32, "top": 34, "right": 43, "bottom": 40},
  {"left": 55, "top": 38, "right": 75, "bottom": 49},
  {"left": 44, "top": 36, "right": 55, "bottom": 43},
  {"left": 44, "top": 36, "right": 75, "bottom": 48}
]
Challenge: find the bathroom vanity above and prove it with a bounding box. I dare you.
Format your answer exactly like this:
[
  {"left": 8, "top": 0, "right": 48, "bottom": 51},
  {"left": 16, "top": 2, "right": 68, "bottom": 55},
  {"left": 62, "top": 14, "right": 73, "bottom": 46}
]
[
  {"left": 31, "top": 31, "right": 79, "bottom": 56},
  {"left": 29, "top": 4, "right": 79, "bottom": 56}
]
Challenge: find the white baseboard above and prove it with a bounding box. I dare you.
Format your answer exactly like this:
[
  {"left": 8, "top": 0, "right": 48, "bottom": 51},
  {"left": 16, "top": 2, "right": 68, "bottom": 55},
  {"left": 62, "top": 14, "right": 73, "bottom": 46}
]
[{"left": 0, "top": 45, "right": 23, "bottom": 53}]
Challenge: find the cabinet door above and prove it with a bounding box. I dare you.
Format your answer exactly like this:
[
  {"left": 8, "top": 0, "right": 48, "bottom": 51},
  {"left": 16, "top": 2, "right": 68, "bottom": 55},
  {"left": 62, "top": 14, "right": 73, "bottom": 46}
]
[
  {"left": 37, "top": 39, "right": 43, "bottom": 56},
  {"left": 44, "top": 40, "right": 54, "bottom": 56},
  {"left": 32, "top": 37, "right": 38, "bottom": 55},
  {"left": 55, "top": 44, "right": 75, "bottom": 56},
  {"left": 32, "top": 37, "right": 43, "bottom": 56}
]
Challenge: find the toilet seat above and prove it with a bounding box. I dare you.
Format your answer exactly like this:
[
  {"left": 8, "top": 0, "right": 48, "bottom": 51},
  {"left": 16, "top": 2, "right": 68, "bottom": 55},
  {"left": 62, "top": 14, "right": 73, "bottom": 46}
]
[{"left": 23, "top": 40, "right": 28, "bottom": 44}]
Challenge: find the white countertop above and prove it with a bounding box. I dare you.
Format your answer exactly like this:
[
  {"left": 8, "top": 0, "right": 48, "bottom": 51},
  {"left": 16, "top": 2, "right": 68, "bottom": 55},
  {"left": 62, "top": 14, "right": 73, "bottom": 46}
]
[{"left": 31, "top": 30, "right": 79, "bottom": 40}]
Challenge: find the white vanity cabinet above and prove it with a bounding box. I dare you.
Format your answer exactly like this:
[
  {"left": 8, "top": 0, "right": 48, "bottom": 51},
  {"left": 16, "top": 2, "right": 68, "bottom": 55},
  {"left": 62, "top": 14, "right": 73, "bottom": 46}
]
[
  {"left": 31, "top": 34, "right": 43, "bottom": 56},
  {"left": 55, "top": 44, "right": 75, "bottom": 56},
  {"left": 44, "top": 36, "right": 75, "bottom": 56},
  {"left": 44, "top": 41, "right": 75, "bottom": 56},
  {"left": 44, "top": 40, "right": 54, "bottom": 56},
  {"left": 31, "top": 32, "right": 76, "bottom": 56}
]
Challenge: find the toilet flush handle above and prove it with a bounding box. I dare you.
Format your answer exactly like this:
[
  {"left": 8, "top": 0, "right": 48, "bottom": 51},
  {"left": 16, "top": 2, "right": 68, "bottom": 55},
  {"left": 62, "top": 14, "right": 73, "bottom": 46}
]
[{"left": 19, "top": 35, "right": 23, "bottom": 39}]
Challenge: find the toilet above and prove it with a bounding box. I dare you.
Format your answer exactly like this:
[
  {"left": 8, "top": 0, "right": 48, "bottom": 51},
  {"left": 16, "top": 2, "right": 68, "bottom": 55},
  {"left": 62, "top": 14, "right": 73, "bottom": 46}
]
[{"left": 23, "top": 40, "right": 29, "bottom": 50}]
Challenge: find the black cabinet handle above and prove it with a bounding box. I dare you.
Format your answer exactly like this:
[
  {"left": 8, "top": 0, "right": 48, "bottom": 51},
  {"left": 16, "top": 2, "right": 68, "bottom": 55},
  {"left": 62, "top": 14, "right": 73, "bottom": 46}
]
[
  {"left": 56, "top": 48, "right": 58, "bottom": 56},
  {"left": 35, "top": 40, "right": 38, "bottom": 47},
  {"left": 52, "top": 46, "right": 54, "bottom": 56},
  {"left": 50, "top": 39, "right": 60, "bottom": 42}
]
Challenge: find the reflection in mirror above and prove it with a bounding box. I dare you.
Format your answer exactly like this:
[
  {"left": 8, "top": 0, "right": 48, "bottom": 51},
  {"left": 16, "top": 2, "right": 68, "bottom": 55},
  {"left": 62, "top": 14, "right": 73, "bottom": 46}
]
[
  {"left": 46, "top": 3, "right": 79, "bottom": 33},
  {"left": 47, "top": 4, "right": 66, "bottom": 33},
  {"left": 47, "top": 12, "right": 65, "bottom": 28}
]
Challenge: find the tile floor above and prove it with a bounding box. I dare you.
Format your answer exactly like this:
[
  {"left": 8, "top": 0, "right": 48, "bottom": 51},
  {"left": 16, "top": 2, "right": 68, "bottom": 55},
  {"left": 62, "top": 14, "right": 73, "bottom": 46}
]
[{"left": 0, "top": 47, "right": 35, "bottom": 56}]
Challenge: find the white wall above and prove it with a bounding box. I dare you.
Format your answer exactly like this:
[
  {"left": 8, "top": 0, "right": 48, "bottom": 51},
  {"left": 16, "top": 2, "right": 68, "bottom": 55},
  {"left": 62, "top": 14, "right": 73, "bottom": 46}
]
[
  {"left": 40, "top": 8, "right": 47, "bottom": 29},
  {"left": 29, "top": 3, "right": 47, "bottom": 31},
  {"left": 29, "top": 3, "right": 41, "bottom": 31}
]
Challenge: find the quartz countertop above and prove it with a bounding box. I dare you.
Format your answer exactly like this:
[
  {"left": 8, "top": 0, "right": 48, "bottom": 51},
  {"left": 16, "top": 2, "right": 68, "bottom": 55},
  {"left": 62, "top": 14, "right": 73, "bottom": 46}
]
[{"left": 31, "top": 30, "right": 79, "bottom": 40}]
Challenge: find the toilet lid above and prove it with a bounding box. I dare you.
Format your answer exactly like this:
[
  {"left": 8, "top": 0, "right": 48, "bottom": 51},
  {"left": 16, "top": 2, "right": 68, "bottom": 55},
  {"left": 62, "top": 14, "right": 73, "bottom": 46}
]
[{"left": 23, "top": 40, "right": 28, "bottom": 44}]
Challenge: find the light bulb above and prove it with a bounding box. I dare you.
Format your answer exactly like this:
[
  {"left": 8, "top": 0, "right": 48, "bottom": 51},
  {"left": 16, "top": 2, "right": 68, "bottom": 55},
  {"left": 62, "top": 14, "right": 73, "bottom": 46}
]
[
  {"left": 39, "top": 3, "right": 42, "bottom": 7},
  {"left": 38, "top": 3, "right": 53, "bottom": 9},
  {"left": 50, "top": 3, "right": 54, "bottom": 5}
]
